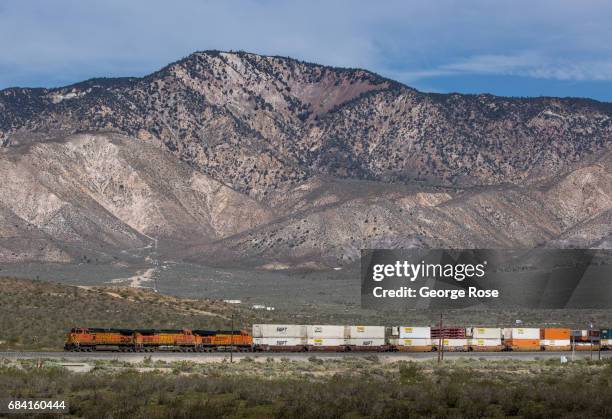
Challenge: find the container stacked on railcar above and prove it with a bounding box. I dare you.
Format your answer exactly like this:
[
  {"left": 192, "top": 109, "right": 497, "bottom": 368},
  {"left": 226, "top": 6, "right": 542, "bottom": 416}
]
[
  {"left": 432, "top": 327, "right": 468, "bottom": 351},
  {"left": 346, "top": 326, "right": 388, "bottom": 351},
  {"left": 307, "top": 325, "right": 348, "bottom": 351},
  {"left": 572, "top": 330, "right": 601, "bottom": 351},
  {"left": 601, "top": 329, "right": 612, "bottom": 349},
  {"left": 390, "top": 327, "right": 433, "bottom": 351},
  {"left": 503, "top": 328, "right": 540, "bottom": 351},
  {"left": 540, "top": 328, "right": 571, "bottom": 351},
  {"left": 252, "top": 324, "right": 307, "bottom": 351},
  {"left": 467, "top": 328, "right": 503, "bottom": 351}
]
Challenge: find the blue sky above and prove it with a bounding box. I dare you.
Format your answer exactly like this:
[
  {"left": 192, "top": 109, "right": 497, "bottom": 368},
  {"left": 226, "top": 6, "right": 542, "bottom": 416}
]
[{"left": 1, "top": 0, "right": 612, "bottom": 101}]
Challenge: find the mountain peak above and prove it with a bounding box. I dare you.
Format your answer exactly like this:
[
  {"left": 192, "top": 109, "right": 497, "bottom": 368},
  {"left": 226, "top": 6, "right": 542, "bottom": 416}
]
[{"left": 160, "top": 49, "right": 395, "bottom": 119}]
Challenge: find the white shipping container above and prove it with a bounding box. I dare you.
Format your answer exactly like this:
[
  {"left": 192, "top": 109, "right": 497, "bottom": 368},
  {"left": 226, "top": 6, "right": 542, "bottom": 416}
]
[
  {"left": 541, "top": 339, "right": 571, "bottom": 346},
  {"left": 398, "top": 326, "right": 431, "bottom": 339},
  {"left": 469, "top": 338, "right": 502, "bottom": 347},
  {"left": 348, "top": 326, "right": 385, "bottom": 339},
  {"left": 503, "top": 328, "right": 540, "bottom": 340},
  {"left": 347, "top": 338, "right": 386, "bottom": 346},
  {"left": 600, "top": 339, "right": 612, "bottom": 346},
  {"left": 442, "top": 339, "right": 469, "bottom": 347},
  {"left": 308, "top": 338, "right": 347, "bottom": 346},
  {"left": 252, "top": 324, "right": 307, "bottom": 338},
  {"left": 253, "top": 337, "right": 307, "bottom": 346},
  {"left": 471, "top": 328, "right": 502, "bottom": 339},
  {"left": 307, "top": 325, "right": 347, "bottom": 338},
  {"left": 391, "top": 338, "right": 432, "bottom": 346}
]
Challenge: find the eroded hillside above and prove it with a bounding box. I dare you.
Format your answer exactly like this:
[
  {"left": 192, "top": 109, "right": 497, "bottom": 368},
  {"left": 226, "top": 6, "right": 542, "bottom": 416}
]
[{"left": 0, "top": 51, "right": 610, "bottom": 267}]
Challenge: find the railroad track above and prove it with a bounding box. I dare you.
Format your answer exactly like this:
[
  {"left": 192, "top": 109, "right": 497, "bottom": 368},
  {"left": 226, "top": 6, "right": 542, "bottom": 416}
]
[{"left": 1, "top": 351, "right": 610, "bottom": 361}]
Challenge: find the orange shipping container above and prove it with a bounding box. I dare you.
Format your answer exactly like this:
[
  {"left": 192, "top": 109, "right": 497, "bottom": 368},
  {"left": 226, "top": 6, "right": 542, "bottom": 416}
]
[
  {"left": 505, "top": 339, "right": 540, "bottom": 351},
  {"left": 541, "top": 328, "right": 570, "bottom": 340}
]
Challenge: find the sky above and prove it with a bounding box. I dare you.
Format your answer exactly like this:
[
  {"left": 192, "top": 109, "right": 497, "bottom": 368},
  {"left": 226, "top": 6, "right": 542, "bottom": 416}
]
[{"left": 1, "top": 0, "right": 612, "bottom": 101}]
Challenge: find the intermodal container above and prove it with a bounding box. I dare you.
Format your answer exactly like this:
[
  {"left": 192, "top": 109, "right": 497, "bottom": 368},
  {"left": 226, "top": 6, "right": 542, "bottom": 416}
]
[
  {"left": 391, "top": 338, "right": 433, "bottom": 351},
  {"left": 505, "top": 339, "right": 540, "bottom": 351},
  {"left": 307, "top": 338, "right": 347, "bottom": 347},
  {"left": 600, "top": 339, "right": 612, "bottom": 348},
  {"left": 398, "top": 327, "right": 430, "bottom": 339},
  {"left": 571, "top": 330, "right": 601, "bottom": 342},
  {"left": 348, "top": 326, "right": 385, "bottom": 339},
  {"left": 252, "top": 337, "right": 307, "bottom": 350},
  {"left": 469, "top": 338, "right": 503, "bottom": 351},
  {"left": 440, "top": 338, "right": 469, "bottom": 351},
  {"left": 541, "top": 339, "right": 571, "bottom": 350},
  {"left": 470, "top": 328, "right": 502, "bottom": 339},
  {"left": 541, "top": 328, "right": 570, "bottom": 340},
  {"left": 252, "top": 324, "right": 307, "bottom": 338},
  {"left": 306, "top": 325, "right": 348, "bottom": 338},
  {"left": 503, "top": 328, "right": 540, "bottom": 340},
  {"left": 600, "top": 329, "right": 612, "bottom": 348},
  {"left": 346, "top": 338, "right": 387, "bottom": 350}
]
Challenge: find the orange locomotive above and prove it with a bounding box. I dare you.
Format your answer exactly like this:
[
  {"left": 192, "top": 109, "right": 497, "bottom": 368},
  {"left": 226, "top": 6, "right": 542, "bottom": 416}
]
[
  {"left": 135, "top": 329, "right": 198, "bottom": 352},
  {"left": 65, "top": 328, "right": 253, "bottom": 352},
  {"left": 64, "top": 328, "right": 135, "bottom": 352},
  {"left": 194, "top": 330, "right": 253, "bottom": 352}
]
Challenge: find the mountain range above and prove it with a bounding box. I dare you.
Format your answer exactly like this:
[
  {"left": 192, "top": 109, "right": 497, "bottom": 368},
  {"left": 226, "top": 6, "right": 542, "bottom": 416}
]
[{"left": 0, "top": 51, "right": 610, "bottom": 268}]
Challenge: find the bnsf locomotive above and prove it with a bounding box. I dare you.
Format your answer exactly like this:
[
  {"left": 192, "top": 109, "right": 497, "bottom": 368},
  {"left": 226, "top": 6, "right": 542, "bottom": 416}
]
[
  {"left": 64, "top": 328, "right": 252, "bottom": 352},
  {"left": 64, "top": 325, "right": 611, "bottom": 352}
]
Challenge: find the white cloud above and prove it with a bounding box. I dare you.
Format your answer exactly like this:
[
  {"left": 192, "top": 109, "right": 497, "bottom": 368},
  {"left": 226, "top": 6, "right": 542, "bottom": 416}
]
[
  {"left": 396, "top": 53, "right": 612, "bottom": 82},
  {"left": 0, "top": 0, "right": 611, "bottom": 89}
]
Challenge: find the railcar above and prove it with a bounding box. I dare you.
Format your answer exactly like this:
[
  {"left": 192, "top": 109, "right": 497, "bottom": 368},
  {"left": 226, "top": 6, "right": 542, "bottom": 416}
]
[
  {"left": 64, "top": 328, "right": 134, "bottom": 351},
  {"left": 193, "top": 330, "right": 253, "bottom": 352},
  {"left": 134, "top": 329, "right": 197, "bottom": 352}
]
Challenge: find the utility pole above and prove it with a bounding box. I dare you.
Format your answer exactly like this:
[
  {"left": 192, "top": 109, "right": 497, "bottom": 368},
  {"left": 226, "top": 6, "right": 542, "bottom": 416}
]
[
  {"left": 230, "top": 311, "right": 234, "bottom": 363},
  {"left": 437, "top": 313, "right": 444, "bottom": 363},
  {"left": 599, "top": 338, "right": 602, "bottom": 361},
  {"left": 589, "top": 321, "right": 593, "bottom": 361},
  {"left": 153, "top": 236, "right": 158, "bottom": 293}
]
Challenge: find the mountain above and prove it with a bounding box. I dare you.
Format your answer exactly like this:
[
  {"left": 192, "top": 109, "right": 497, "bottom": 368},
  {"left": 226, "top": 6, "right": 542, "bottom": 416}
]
[{"left": 0, "top": 51, "right": 610, "bottom": 267}]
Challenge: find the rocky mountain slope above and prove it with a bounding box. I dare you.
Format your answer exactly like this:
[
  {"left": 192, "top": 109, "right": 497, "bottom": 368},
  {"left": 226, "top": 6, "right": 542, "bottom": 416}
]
[
  {"left": 0, "top": 133, "right": 271, "bottom": 263},
  {"left": 0, "top": 51, "right": 610, "bottom": 267}
]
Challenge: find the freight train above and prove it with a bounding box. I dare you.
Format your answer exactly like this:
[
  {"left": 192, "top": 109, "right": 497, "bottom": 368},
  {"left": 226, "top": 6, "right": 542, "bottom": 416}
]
[{"left": 64, "top": 325, "right": 611, "bottom": 352}]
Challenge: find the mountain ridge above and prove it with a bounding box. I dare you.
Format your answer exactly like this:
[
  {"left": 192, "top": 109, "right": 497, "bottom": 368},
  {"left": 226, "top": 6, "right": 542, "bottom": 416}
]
[{"left": 0, "top": 51, "right": 610, "bottom": 267}]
